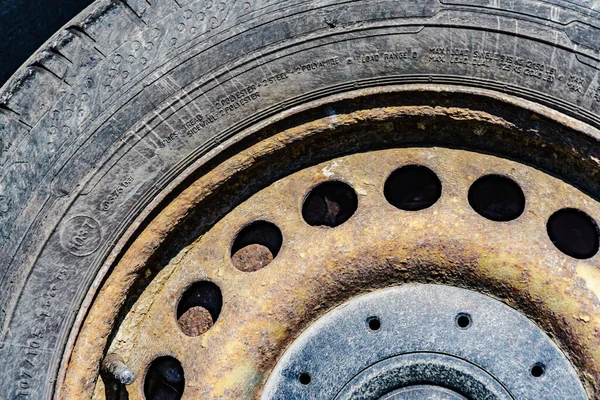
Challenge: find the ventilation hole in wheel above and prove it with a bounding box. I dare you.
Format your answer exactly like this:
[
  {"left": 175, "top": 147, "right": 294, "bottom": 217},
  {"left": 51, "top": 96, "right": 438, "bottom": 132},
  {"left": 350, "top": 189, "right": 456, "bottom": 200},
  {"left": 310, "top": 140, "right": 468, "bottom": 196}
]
[
  {"left": 530, "top": 363, "right": 545, "bottom": 378},
  {"left": 547, "top": 208, "right": 599, "bottom": 259},
  {"left": 367, "top": 316, "right": 381, "bottom": 331},
  {"left": 144, "top": 356, "right": 185, "bottom": 400},
  {"left": 468, "top": 174, "right": 525, "bottom": 221},
  {"left": 302, "top": 181, "right": 358, "bottom": 227},
  {"left": 231, "top": 221, "right": 283, "bottom": 272},
  {"left": 384, "top": 165, "right": 442, "bottom": 211},
  {"left": 176, "top": 281, "right": 222, "bottom": 337},
  {"left": 455, "top": 313, "right": 472, "bottom": 329},
  {"left": 299, "top": 373, "right": 312, "bottom": 385}
]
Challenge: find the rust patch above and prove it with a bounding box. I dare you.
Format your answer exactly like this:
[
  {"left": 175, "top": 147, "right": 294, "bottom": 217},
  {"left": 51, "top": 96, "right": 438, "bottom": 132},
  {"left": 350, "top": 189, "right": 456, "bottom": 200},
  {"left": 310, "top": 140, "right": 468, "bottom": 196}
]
[
  {"left": 232, "top": 244, "right": 274, "bottom": 272},
  {"left": 178, "top": 306, "right": 214, "bottom": 337},
  {"left": 577, "top": 262, "right": 600, "bottom": 303}
]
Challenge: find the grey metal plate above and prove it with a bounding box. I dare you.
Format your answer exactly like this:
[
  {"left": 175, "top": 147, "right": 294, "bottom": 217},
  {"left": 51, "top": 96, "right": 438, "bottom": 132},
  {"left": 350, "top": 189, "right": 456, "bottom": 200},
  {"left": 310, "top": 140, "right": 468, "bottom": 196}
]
[{"left": 262, "top": 284, "right": 586, "bottom": 399}]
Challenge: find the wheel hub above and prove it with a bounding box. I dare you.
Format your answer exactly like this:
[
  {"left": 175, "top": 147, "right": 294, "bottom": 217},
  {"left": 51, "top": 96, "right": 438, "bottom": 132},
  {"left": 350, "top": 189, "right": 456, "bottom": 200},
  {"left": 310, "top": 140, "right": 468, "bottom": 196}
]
[
  {"left": 381, "top": 386, "right": 467, "bottom": 400},
  {"left": 263, "top": 285, "right": 584, "bottom": 399}
]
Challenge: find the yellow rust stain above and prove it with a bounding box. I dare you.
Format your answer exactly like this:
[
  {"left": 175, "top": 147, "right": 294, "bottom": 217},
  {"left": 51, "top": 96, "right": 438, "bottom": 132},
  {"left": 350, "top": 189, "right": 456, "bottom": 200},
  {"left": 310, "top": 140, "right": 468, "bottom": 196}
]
[
  {"left": 211, "top": 362, "right": 260, "bottom": 397},
  {"left": 477, "top": 251, "right": 524, "bottom": 284},
  {"left": 577, "top": 262, "right": 600, "bottom": 302},
  {"left": 208, "top": 319, "right": 288, "bottom": 397}
]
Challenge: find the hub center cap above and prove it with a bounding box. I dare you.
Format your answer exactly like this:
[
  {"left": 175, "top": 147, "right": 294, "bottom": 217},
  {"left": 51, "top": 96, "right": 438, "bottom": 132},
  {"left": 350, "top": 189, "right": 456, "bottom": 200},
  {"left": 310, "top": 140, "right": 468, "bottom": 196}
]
[
  {"left": 381, "top": 386, "right": 467, "bottom": 400},
  {"left": 262, "top": 285, "right": 585, "bottom": 399}
]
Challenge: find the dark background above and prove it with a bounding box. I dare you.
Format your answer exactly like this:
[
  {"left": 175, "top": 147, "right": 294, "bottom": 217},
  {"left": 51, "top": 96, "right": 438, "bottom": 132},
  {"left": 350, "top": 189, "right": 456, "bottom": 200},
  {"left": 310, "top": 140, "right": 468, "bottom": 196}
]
[{"left": 0, "top": 0, "right": 94, "bottom": 87}]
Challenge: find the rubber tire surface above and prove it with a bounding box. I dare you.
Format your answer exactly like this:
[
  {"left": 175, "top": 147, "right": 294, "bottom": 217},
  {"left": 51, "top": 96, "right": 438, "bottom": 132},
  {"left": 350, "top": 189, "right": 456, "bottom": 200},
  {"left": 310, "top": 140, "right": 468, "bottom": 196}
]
[{"left": 1, "top": 0, "right": 600, "bottom": 398}]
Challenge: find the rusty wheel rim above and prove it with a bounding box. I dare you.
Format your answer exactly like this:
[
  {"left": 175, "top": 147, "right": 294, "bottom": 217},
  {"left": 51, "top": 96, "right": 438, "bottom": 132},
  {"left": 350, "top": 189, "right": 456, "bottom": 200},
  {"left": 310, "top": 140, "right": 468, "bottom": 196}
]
[{"left": 59, "top": 88, "right": 600, "bottom": 399}]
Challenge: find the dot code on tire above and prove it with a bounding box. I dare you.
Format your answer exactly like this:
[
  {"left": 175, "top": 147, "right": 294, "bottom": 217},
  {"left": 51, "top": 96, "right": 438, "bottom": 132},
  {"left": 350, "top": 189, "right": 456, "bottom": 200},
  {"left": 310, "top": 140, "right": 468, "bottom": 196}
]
[
  {"left": 231, "top": 221, "right": 283, "bottom": 272},
  {"left": 177, "top": 281, "right": 222, "bottom": 337},
  {"left": 384, "top": 165, "right": 442, "bottom": 211},
  {"left": 302, "top": 181, "right": 358, "bottom": 227},
  {"left": 547, "top": 208, "right": 599, "bottom": 259},
  {"left": 468, "top": 174, "right": 525, "bottom": 221}
]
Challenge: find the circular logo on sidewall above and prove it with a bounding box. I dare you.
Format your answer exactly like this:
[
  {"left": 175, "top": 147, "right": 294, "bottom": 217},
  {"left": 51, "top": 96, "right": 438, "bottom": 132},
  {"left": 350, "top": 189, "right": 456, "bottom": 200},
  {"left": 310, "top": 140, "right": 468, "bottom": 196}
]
[{"left": 60, "top": 216, "right": 102, "bottom": 257}]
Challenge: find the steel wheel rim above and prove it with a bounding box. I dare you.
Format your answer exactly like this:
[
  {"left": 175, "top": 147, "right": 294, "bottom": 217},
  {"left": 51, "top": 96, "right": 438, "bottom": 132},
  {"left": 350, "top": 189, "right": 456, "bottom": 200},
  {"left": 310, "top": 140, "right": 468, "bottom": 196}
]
[{"left": 59, "top": 88, "right": 600, "bottom": 399}]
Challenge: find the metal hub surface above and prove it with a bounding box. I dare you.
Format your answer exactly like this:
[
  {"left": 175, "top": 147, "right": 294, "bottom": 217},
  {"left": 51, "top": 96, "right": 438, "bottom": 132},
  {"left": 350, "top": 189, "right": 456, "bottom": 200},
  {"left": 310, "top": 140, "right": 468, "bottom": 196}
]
[
  {"left": 263, "top": 285, "right": 584, "bottom": 399},
  {"left": 380, "top": 386, "right": 467, "bottom": 400}
]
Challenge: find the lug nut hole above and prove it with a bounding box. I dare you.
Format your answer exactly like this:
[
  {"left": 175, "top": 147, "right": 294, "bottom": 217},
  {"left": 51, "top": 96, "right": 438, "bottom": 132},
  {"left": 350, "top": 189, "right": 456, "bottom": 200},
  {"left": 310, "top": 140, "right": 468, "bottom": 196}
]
[
  {"left": 299, "top": 373, "right": 312, "bottom": 385},
  {"left": 455, "top": 313, "right": 472, "bottom": 329},
  {"left": 468, "top": 174, "right": 525, "bottom": 221},
  {"left": 144, "top": 356, "right": 185, "bottom": 400},
  {"left": 384, "top": 165, "right": 442, "bottom": 211},
  {"left": 547, "top": 208, "right": 599, "bottom": 259},
  {"left": 302, "top": 181, "right": 358, "bottom": 227},
  {"left": 367, "top": 316, "right": 381, "bottom": 331},
  {"left": 530, "top": 362, "right": 545, "bottom": 377},
  {"left": 231, "top": 221, "right": 283, "bottom": 272},
  {"left": 177, "top": 281, "right": 222, "bottom": 337}
]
